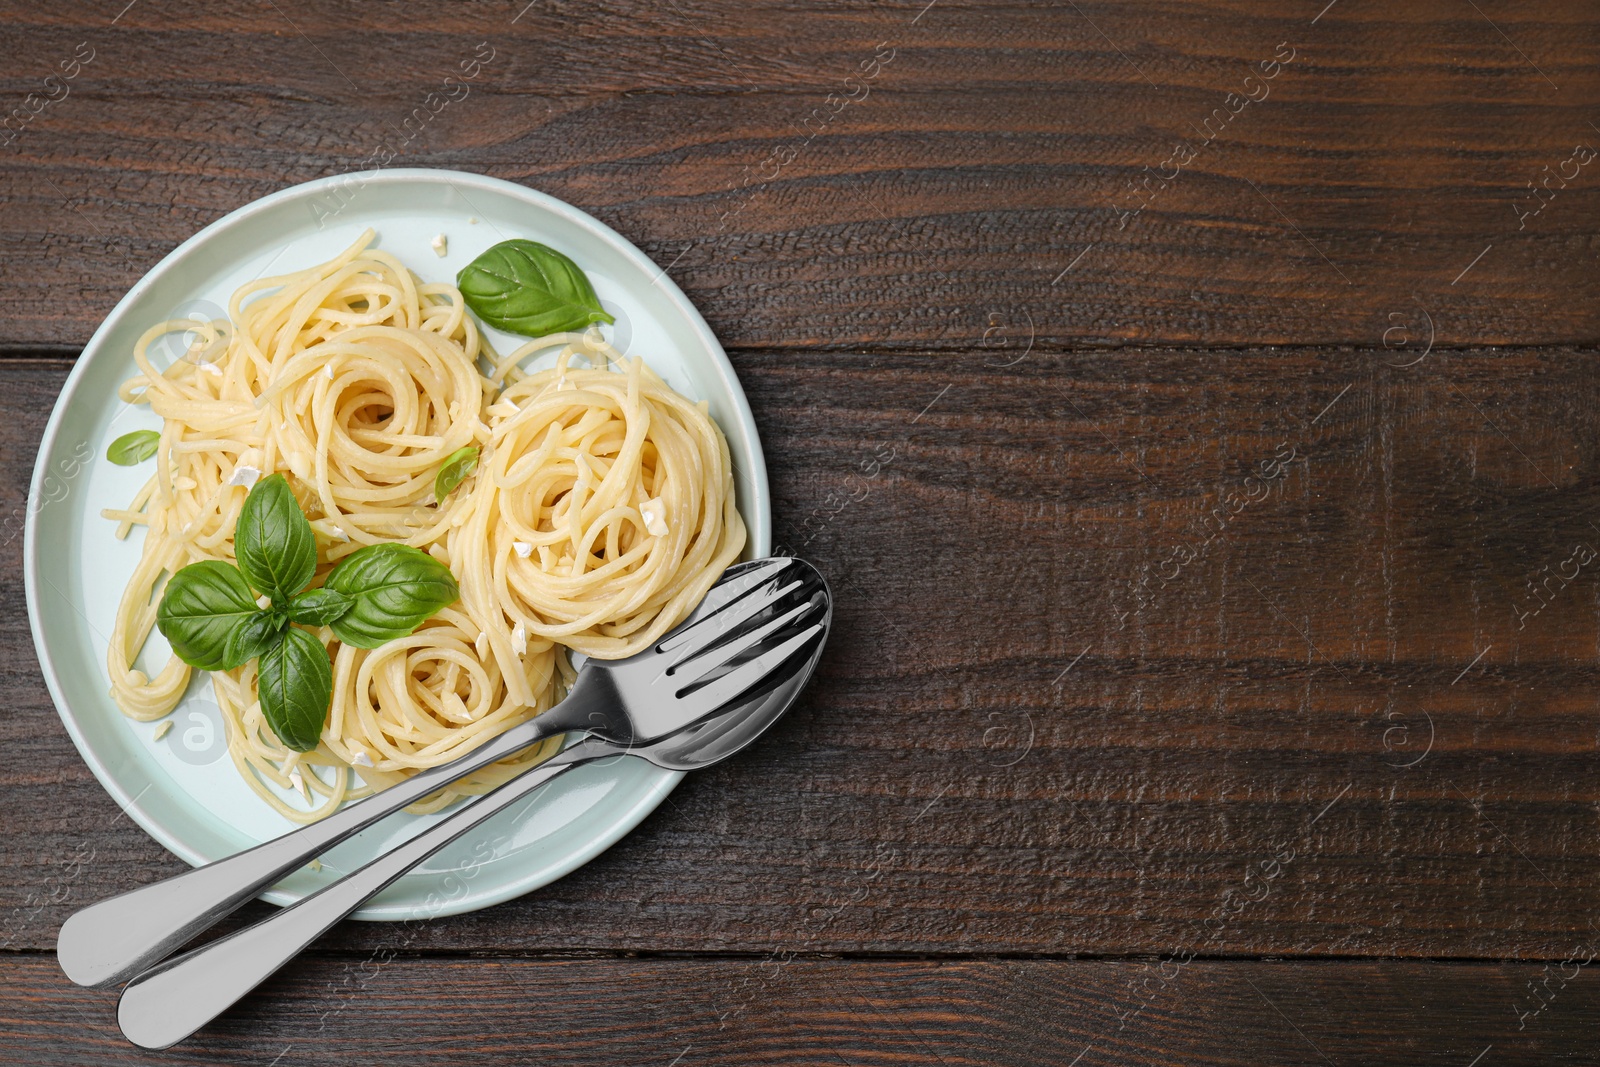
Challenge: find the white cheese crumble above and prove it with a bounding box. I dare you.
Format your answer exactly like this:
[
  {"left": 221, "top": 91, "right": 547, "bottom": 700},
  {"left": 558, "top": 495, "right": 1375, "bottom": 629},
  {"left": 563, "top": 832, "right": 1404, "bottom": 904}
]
[
  {"left": 431, "top": 233, "right": 448, "bottom": 257},
  {"left": 255, "top": 594, "right": 271, "bottom": 610},
  {"left": 288, "top": 766, "right": 306, "bottom": 797},
  {"left": 351, "top": 750, "right": 374, "bottom": 768},
  {"left": 323, "top": 363, "right": 335, "bottom": 380},
  {"left": 513, "top": 541, "right": 533, "bottom": 558},
  {"left": 511, "top": 621, "right": 527, "bottom": 655},
  {"left": 153, "top": 720, "right": 173, "bottom": 741},
  {"left": 640, "top": 497, "right": 669, "bottom": 536},
  {"left": 225, "top": 465, "right": 263, "bottom": 489}
]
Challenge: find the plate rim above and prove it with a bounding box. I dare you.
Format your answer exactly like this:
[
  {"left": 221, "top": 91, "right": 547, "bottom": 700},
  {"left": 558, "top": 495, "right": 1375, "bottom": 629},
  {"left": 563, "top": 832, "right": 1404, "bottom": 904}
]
[{"left": 24, "top": 167, "right": 771, "bottom": 920}]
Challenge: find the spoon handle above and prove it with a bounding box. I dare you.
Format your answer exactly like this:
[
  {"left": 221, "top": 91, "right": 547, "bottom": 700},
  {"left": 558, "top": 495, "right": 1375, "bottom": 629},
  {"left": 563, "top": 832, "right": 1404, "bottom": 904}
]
[
  {"left": 58, "top": 695, "right": 592, "bottom": 990},
  {"left": 117, "top": 738, "right": 613, "bottom": 1051}
]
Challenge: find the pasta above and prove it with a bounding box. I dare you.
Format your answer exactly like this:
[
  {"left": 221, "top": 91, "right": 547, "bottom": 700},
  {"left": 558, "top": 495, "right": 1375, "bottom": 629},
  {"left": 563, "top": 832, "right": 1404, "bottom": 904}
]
[{"left": 103, "top": 230, "right": 746, "bottom": 822}]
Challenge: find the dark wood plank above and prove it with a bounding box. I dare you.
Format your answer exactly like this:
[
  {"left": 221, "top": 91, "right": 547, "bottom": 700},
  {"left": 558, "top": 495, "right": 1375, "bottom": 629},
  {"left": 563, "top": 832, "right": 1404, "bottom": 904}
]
[
  {"left": 4, "top": 1, "right": 1600, "bottom": 350},
  {"left": 2, "top": 955, "right": 1597, "bottom": 1065},
  {"left": 7, "top": 350, "right": 1600, "bottom": 960}
]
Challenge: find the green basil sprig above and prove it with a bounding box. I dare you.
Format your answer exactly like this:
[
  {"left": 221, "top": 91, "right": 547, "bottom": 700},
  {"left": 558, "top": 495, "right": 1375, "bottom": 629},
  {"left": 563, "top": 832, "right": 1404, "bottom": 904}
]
[
  {"left": 155, "top": 473, "right": 460, "bottom": 752},
  {"left": 107, "top": 429, "right": 161, "bottom": 466},
  {"left": 433, "top": 446, "right": 479, "bottom": 502},
  {"left": 456, "top": 239, "right": 615, "bottom": 336}
]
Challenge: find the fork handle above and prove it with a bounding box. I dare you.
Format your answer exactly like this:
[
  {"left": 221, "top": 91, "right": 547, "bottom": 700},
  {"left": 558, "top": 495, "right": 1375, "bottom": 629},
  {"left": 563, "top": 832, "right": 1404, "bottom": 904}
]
[
  {"left": 116, "top": 738, "right": 614, "bottom": 1050},
  {"left": 58, "top": 686, "right": 599, "bottom": 989}
]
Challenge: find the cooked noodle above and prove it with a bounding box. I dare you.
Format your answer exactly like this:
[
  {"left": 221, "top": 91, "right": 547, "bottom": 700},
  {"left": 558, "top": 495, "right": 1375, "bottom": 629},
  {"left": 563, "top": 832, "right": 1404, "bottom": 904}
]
[{"left": 103, "top": 230, "right": 746, "bottom": 822}]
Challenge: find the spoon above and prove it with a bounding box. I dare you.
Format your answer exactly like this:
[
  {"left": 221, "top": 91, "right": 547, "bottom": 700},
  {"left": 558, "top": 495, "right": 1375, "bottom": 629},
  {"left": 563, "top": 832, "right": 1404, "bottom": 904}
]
[{"left": 115, "top": 561, "right": 831, "bottom": 1050}]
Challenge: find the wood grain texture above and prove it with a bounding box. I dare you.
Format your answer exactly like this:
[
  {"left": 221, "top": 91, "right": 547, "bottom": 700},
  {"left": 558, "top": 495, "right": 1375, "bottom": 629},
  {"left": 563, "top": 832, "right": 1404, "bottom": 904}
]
[
  {"left": 8, "top": 3, "right": 1600, "bottom": 1059},
  {"left": 3, "top": 0, "right": 1600, "bottom": 350},
  {"left": 6, "top": 349, "right": 1600, "bottom": 964},
  {"left": 1, "top": 955, "right": 1596, "bottom": 1066}
]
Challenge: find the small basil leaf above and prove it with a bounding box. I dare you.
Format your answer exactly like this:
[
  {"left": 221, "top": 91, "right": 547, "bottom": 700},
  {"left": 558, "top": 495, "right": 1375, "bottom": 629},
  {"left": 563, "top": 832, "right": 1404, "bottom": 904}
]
[
  {"left": 220, "top": 609, "right": 289, "bottom": 671},
  {"left": 257, "top": 626, "right": 332, "bottom": 753},
  {"left": 325, "top": 544, "right": 460, "bottom": 649},
  {"left": 235, "top": 473, "right": 316, "bottom": 602},
  {"left": 107, "top": 429, "right": 160, "bottom": 466},
  {"left": 287, "top": 587, "right": 353, "bottom": 626},
  {"left": 155, "top": 560, "right": 260, "bottom": 672},
  {"left": 433, "top": 446, "right": 479, "bottom": 502},
  {"left": 456, "top": 239, "right": 616, "bottom": 337}
]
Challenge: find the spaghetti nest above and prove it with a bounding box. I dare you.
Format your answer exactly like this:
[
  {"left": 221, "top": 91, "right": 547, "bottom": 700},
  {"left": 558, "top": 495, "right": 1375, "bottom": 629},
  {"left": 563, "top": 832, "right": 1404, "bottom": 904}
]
[{"left": 104, "top": 230, "right": 745, "bottom": 822}]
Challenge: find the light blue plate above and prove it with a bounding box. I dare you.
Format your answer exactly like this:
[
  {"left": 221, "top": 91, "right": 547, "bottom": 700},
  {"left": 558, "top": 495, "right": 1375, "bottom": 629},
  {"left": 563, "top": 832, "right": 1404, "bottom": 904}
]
[{"left": 25, "top": 169, "right": 769, "bottom": 919}]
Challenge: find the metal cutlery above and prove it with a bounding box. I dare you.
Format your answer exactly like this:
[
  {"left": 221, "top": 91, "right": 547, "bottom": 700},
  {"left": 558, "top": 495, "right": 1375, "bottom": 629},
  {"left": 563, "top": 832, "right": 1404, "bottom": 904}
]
[
  {"left": 114, "top": 556, "right": 829, "bottom": 1048},
  {"left": 60, "top": 556, "right": 825, "bottom": 992}
]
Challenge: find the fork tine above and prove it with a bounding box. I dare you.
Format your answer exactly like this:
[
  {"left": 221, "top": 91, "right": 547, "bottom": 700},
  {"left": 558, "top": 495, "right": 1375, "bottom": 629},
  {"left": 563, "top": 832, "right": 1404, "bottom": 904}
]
[
  {"left": 658, "top": 558, "right": 794, "bottom": 653},
  {"left": 670, "top": 595, "right": 820, "bottom": 683},
  {"left": 677, "top": 620, "right": 826, "bottom": 709},
  {"left": 663, "top": 576, "right": 805, "bottom": 665}
]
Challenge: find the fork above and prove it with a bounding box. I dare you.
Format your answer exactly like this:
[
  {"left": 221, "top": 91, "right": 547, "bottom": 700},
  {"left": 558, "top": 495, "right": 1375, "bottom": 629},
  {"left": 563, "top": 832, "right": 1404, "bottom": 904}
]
[{"left": 59, "top": 556, "right": 811, "bottom": 989}]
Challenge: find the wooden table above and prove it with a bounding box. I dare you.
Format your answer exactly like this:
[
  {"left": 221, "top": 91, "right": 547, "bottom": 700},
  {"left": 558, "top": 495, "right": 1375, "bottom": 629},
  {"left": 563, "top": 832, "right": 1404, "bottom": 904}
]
[{"left": 4, "top": 1, "right": 1600, "bottom": 1062}]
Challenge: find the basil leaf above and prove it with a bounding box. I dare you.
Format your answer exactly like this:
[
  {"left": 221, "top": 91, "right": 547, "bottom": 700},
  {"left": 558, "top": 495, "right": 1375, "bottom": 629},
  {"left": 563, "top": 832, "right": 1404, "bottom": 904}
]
[
  {"left": 286, "top": 587, "right": 353, "bottom": 626},
  {"left": 235, "top": 473, "right": 316, "bottom": 602},
  {"left": 433, "top": 446, "right": 479, "bottom": 502},
  {"left": 257, "top": 626, "right": 332, "bottom": 753},
  {"left": 456, "top": 239, "right": 615, "bottom": 337},
  {"left": 107, "top": 429, "right": 160, "bottom": 466},
  {"left": 325, "top": 544, "right": 460, "bottom": 649},
  {"left": 155, "top": 560, "right": 260, "bottom": 671},
  {"left": 220, "top": 609, "right": 288, "bottom": 671}
]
